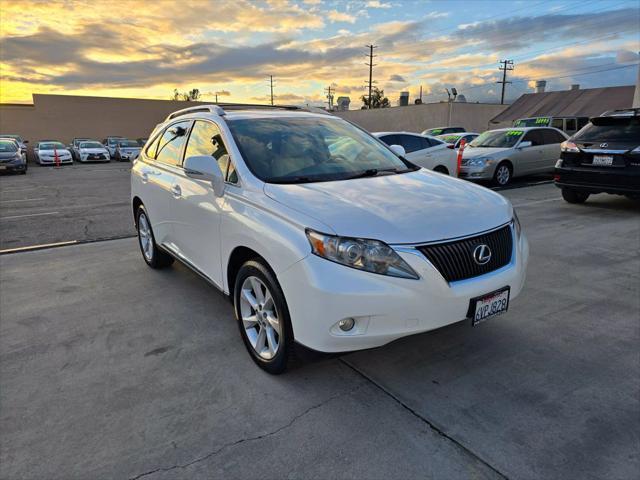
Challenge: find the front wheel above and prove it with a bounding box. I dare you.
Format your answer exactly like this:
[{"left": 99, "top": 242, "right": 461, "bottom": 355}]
[
  {"left": 561, "top": 188, "right": 590, "bottom": 204},
  {"left": 234, "top": 259, "right": 297, "bottom": 374},
  {"left": 136, "top": 206, "right": 174, "bottom": 269},
  {"left": 493, "top": 162, "right": 512, "bottom": 186}
]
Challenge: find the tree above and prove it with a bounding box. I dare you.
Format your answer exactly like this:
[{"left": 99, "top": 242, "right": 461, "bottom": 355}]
[
  {"left": 361, "top": 87, "right": 390, "bottom": 109},
  {"left": 171, "top": 88, "right": 201, "bottom": 101}
]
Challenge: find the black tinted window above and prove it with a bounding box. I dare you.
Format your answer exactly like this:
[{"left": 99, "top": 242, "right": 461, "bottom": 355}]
[
  {"left": 575, "top": 117, "right": 640, "bottom": 142},
  {"left": 155, "top": 121, "right": 190, "bottom": 166},
  {"left": 523, "top": 130, "right": 544, "bottom": 146},
  {"left": 185, "top": 120, "right": 230, "bottom": 174},
  {"left": 379, "top": 134, "right": 398, "bottom": 145},
  {"left": 541, "top": 129, "right": 565, "bottom": 144},
  {"left": 398, "top": 135, "right": 424, "bottom": 153},
  {"left": 565, "top": 119, "right": 577, "bottom": 131}
]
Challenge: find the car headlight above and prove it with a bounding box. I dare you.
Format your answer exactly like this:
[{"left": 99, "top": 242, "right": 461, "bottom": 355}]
[
  {"left": 306, "top": 229, "right": 419, "bottom": 279},
  {"left": 631, "top": 146, "right": 640, "bottom": 154},
  {"left": 512, "top": 209, "right": 522, "bottom": 239},
  {"left": 467, "top": 158, "right": 488, "bottom": 166}
]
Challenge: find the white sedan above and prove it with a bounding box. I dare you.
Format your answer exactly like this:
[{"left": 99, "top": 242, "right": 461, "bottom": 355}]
[
  {"left": 34, "top": 141, "right": 73, "bottom": 165},
  {"left": 77, "top": 141, "right": 110, "bottom": 162},
  {"left": 373, "top": 131, "right": 458, "bottom": 175}
]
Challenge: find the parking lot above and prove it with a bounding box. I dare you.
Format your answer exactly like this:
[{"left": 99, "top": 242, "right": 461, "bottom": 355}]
[{"left": 1, "top": 164, "right": 639, "bottom": 479}]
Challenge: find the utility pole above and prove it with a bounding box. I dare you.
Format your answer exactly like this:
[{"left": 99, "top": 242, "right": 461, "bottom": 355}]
[
  {"left": 215, "top": 93, "right": 218, "bottom": 103},
  {"left": 268, "top": 75, "right": 275, "bottom": 105},
  {"left": 324, "top": 85, "right": 334, "bottom": 110},
  {"left": 365, "top": 44, "right": 378, "bottom": 109},
  {"left": 497, "top": 60, "right": 514, "bottom": 105}
]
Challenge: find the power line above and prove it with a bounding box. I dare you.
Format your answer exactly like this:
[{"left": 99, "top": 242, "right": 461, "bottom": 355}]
[
  {"left": 365, "top": 44, "right": 378, "bottom": 109},
  {"left": 497, "top": 60, "right": 514, "bottom": 105}
]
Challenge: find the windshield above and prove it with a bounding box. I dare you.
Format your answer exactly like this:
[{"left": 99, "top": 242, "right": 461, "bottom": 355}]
[
  {"left": 227, "top": 117, "right": 413, "bottom": 183},
  {"left": 469, "top": 130, "right": 523, "bottom": 148},
  {"left": 39, "top": 142, "right": 66, "bottom": 150},
  {"left": 80, "top": 142, "right": 104, "bottom": 149},
  {"left": 575, "top": 117, "right": 640, "bottom": 143},
  {"left": 437, "top": 134, "right": 462, "bottom": 143},
  {"left": 514, "top": 118, "right": 549, "bottom": 127},
  {"left": 1, "top": 135, "right": 22, "bottom": 143},
  {"left": 0, "top": 141, "right": 18, "bottom": 152},
  {"left": 118, "top": 140, "right": 139, "bottom": 147}
]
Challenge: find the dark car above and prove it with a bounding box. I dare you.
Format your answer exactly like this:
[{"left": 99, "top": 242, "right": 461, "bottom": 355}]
[
  {"left": 421, "top": 126, "right": 466, "bottom": 136},
  {"left": 554, "top": 109, "right": 640, "bottom": 203},
  {"left": 0, "top": 139, "right": 28, "bottom": 174}
]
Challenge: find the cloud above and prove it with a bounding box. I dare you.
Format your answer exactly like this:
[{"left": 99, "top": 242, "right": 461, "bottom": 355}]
[
  {"left": 388, "top": 74, "right": 407, "bottom": 82},
  {"left": 425, "top": 11, "right": 449, "bottom": 19},
  {"left": 327, "top": 10, "right": 357, "bottom": 23},
  {"left": 366, "top": 1, "right": 392, "bottom": 8}
]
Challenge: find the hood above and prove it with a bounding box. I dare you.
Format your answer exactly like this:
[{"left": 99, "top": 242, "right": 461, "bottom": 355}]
[
  {"left": 264, "top": 169, "right": 512, "bottom": 244},
  {"left": 0, "top": 152, "right": 20, "bottom": 160},
  {"left": 462, "top": 146, "right": 510, "bottom": 158},
  {"left": 80, "top": 148, "right": 108, "bottom": 154}
]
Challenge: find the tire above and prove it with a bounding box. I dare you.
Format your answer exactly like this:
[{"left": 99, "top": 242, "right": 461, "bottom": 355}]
[
  {"left": 433, "top": 166, "right": 449, "bottom": 175},
  {"left": 234, "top": 259, "right": 297, "bottom": 374},
  {"left": 561, "top": 188, "right": 590, "bottom": 204},
  {"left": 493, "top": 161, "right": 512, "bottom": 186},
  {"left": 135, "top": 205, "right": 174, "bottom": 269}
]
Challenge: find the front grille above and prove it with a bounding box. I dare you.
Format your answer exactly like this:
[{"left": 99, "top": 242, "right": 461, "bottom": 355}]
[{"left": 417, "top": 225, "right": 513, "bottom": 282}]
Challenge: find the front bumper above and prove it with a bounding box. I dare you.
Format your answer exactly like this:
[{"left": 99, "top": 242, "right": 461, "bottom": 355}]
[
  {"left": 458, "top": 164, "right": 495, "bottom": 180},
  {"left": 555, "top": 166, "right": 640, "bottom": 195},
  {"left": 279, "top": 226, "right": 529, "bottom": 353},
  {"left": 39, "top": 157, "right": 73, "bottom": 164},
  {"left": 0, "top": 162, "right": 27, "bottom": 172}
]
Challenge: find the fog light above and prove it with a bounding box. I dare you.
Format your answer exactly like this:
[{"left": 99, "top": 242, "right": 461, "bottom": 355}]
[{"left": 338, "top": 318, "right": 355, "bottom": 332}]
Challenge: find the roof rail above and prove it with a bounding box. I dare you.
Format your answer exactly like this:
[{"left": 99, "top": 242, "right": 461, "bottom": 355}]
[
  {"left": 165, "top": 105, "right": 225, "bottom": 121},
  {"left": 213, "top": 103, "right": 303, "bottom": 112}
]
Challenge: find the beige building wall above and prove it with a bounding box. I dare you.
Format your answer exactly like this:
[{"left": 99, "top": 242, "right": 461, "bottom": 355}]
[
  {"left": 334, "top": 102, "right": 508, "bottom": 134},
  {"left": 0, "top": 94, "right": 213, "bottom": 159}
]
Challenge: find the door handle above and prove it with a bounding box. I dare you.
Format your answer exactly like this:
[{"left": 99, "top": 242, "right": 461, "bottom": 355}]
[{"left": 171, "top": 184, "right": 182, "bottom": 197}]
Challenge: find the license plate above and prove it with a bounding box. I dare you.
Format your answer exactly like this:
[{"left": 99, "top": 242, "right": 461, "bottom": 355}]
[
  {"left": 592, "top": 155, "right": 614, "bottom": 166},
  {"left": 468, "top": 287, "right": 510, "bottom": 326},
  {"left": 0, "top": 165, "right": 6, "bottom": 170}
]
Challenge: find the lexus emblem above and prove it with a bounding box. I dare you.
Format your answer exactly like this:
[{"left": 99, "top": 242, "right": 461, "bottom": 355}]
[
  {"left": 472, "top": 244, "right": 492, "bottom": 265},
  {"left": 600, "top": 143, "right": 608, "bottom": 148}
]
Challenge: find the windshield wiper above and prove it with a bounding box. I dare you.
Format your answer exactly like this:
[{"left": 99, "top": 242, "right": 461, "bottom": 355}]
[{"left": 344, "top": 167, "right": 407, "bottom": 180}]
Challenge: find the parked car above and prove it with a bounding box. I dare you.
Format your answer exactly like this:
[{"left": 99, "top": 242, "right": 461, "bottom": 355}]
[
  {"left": 554, "top": 109, "right": 640, "bottom": 203},
  {"left": 460, "top": 127, "right": 568, "bottom": 186},
  {"left": 373, "top": 131, "right": 457, "bottom": 175},
  {"left": 76, "top": 141, "right": 111, "bottom": 162},
  {"left": 114, "top": 139, "right": 142, "bottom": 161},
  {"left": 0, "top": 134, "right": 28, "bottom": 155},
  {"left": 421, "top": 126, "right": 466, "bottom": 136},
  {"left": 102, "top": 136, "right": 127, "bottom": 157},
  {"left": 513, "top": 116, "right": 589, "bottom": 136},
  {"left": 436, "top": 132, "right": 480, "bottom": 149},
  {"left": 69, "top": 137, "right": 92, "bottom": 161},
  {"left": 34, "top": 141, "right": 73, "bottom": 165},
  {"left": 132, "top": 104, "right": 529, "bottom": 373},
  {"left": 0, "top": 138, "right": 28, "bottom": 174}
]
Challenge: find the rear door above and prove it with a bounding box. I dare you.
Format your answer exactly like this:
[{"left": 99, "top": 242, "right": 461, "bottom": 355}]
[
  {"left": 540, "top": 129, "right": 567, "bottom": 172},
  {"left": 140, "top": 120, "right": 191, "bottom": 247},
  {"left": 170, "top": 119, "right": 231, "bottom": 287},
  {"left": 518, "top": 129, "right": 546, "bottom": 174}
]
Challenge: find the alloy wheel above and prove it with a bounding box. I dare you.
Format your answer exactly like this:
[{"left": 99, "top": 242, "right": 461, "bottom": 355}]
[
  {"left": 138, "top": 212, "right": 154, "bottom": 261},
  {"left": 496, "top": 165, "right": 510, "bottom": 185},
  {"left": 239, "top": 276, "right": 281, "bottom": 360}
]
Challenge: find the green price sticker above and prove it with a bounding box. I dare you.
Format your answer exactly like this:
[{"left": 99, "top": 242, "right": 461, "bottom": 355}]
[
  {"left": 431, "top": 129, "right": 443, "bottom": 135},
  {"left": 507, "top": 130, "right": 523, "bottom": 136}
]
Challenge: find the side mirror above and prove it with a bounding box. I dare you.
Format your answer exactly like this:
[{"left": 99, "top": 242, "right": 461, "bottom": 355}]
[
  {"left": 389, "top": 144, "right": 406, "bottom": 157},
  {"left": 184, "top": 155, "right": 225, "bottom": 197},
  {"left": 518, "top": 141, "right": 532, "bottom": 149}
]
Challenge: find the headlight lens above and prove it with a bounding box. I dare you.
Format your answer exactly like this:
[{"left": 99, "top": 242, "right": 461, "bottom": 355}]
[
  {"left": 467, "top": 158, "right": 488, "bottom": 166},
  {"left": 306, "top": 229, "right": 419, "bottom": 279},
  {"left": 512, "top": 209, "right": 522, "bottom": 238}
]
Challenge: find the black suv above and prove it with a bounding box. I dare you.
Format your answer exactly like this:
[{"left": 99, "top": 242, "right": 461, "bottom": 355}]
[{"left": 554, "top": 109, "right": 640, "bottom": 203}]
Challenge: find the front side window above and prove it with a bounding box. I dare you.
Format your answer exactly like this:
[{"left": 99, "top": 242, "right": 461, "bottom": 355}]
[
  {"left": 541, "top": 129, "right": 565, "bottom": 144},
  {"left": 184, "top": 120, "right": 231, "bottom": 177},
  {"left": 155, "top": 121, "right": 190, "bottom": 166},
  {"left": 469, "top": 130, "right": 523, "bottom": 148},
  {"left": 227, "top": 117, "right": 412, "bottom": 184}
]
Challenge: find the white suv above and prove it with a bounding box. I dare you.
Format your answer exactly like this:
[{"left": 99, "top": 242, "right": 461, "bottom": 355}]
[{"left": 132, "top": 105, "right": 529, "bottom": 374}]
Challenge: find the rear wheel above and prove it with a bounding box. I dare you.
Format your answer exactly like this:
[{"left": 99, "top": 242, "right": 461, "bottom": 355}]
[
  {"left": 136, "top": 206, "right": 174, "bottom": 268},
  {"left": 234, "top": 259, "right": 297, "bottom": 374},
  {"left": 433, "top": 165, "right": 449, "bottom": 175},
  {"left": 561, "top": 188, "right": 590, "bottom": 204},
  {"left": 493, "top": 162, "right": 512, "bottom": 186}
]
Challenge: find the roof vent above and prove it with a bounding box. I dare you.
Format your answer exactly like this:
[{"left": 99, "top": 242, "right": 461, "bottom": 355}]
[
  {"left": 535, "top": 80, "right": 546, "bottom": 93},
  {"left": 571, "top": 84, "right": 580, "bottom": 90}
]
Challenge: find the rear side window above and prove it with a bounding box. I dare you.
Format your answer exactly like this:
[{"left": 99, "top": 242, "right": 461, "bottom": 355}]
[
  {"left": 523, "top": 130, "right": 544, "bottom": 146},
  {"left": 155, "top": 121, "right": 190, "bottom": 166},
  {"left": 378, "top": 134, "right": 398, "bottom": 145},
  {"left": 575, "top": 117, "right": 640, "bottom": 142},
  {"left": 551, "top": 119, "right": 563, "bottom": 130},
  {"left": 398, "top": 134, "right": 424, "bottom": 153},
  {"left": 541, "top": 129, "right": 566, "bottom": 144},
  {"left": 565, "top": 118, "right": 577, "bottom": 131},
  {"left": 185, "top": 120, "right": 233, "bottom": 180}
]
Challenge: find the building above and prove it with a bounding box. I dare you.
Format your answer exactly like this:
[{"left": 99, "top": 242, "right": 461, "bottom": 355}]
[{"left": 490, "top": 85, "right": 635, "bottom": 128}]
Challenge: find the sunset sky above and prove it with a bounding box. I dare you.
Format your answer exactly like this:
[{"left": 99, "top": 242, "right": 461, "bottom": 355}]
[{"left": 1, "top": 0, "right": 638, "bottom": 107}]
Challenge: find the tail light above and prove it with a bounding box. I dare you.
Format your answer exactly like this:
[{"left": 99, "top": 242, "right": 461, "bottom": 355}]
[
  {"left": 447, "top": 144, "right": 455, "bottom": 149},
  {"left": 560, "top": 141, "right": 579, "bottom": 153}
]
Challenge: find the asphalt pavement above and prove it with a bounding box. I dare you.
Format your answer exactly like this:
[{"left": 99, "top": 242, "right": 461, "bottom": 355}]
[{"left": 1, "top": 175, "right": 639, "bottom": 479}]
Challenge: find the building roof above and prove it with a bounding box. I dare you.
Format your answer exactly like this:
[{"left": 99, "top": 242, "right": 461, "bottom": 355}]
[{"left": 490, "top": 85, "right": 635, "bottom": 124}]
